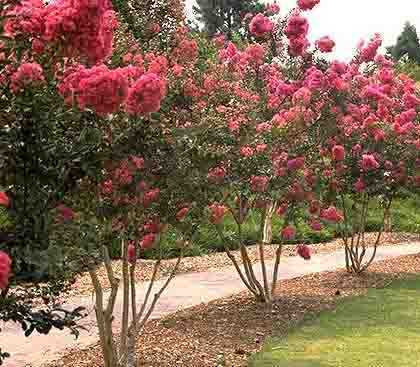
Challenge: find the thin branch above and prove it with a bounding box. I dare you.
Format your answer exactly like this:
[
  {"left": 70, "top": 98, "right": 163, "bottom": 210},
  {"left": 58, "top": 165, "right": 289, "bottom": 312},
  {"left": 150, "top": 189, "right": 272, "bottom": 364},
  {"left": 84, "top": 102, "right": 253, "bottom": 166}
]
[
  {"left": 137, "top": 250, "right": 184, "bottom": 330},
  {"left": 119, "top": 238, "right": 130, "bottom": 358},
  {"left": 271, "top": 244, "right": 283, "bottom": 298},
  {"left": 89, "top": 269, "right": 111, "bottom": 367}
]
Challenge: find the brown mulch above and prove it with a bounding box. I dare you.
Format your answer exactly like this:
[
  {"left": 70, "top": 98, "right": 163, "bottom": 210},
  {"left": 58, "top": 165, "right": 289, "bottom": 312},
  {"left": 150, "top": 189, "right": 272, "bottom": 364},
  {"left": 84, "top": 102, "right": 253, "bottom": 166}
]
[
  {"left": 65, "top": 232, "right": 419, "bottom": 299},
  {"left": 48, "top": 252, "right": 420, "bottom": 367}
]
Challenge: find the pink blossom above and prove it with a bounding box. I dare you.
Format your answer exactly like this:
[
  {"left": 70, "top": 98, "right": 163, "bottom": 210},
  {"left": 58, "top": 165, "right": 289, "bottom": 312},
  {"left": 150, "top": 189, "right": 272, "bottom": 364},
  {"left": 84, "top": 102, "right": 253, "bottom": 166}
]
[
  {"left": 0, "top": 251, "right": 11, "bottom": 290},
  {"left": 32, "top": 39, "right": 45, "bottom": 54},
  {"left": 276, "top": 203, "right": 288, "bottom": 217},
  {"left": 359, "top": 34, "right": 382, "bottom": 63},
  {"left": 78, "top": 66, "right": 128, "bottom": 115},
  {"left": 265, "top": 3, "right": 280, "bottom": 15},
  {"left": 143, "top": 218, "right": 160, "bottom": 233},
  {"left": 56, "top": 204, "right": 74, "bottom": 222},
  {"left": 240, "top": 146, "right": 255, "bottom": 158},
  {"left": 360, "top": 154, "right": 380, "bottom": 171},
  {"left": 207, "top": 166, "right": 226, "bottom": 184},
  {"left": 172, "top": 39, "right": 199, "bottom": 64},
  {"left": 147, "top": 55, "right": 168, "bottom": 76},
  {"left": 354, "top": 178, "right": 366, "bottom": 193},
  {"left": 249, "top": 13, "right": 274, "bottom": 37},
  {"left": 321, "top": 206, "right": 344, "bottom": 223},
  {"left": 285, "top": 13, "right": 309, "bottom": 38},
  {"left": 219, "top": 42, "right": 239, "bottom": 63},
  {"left": 245, "top": 44, "right": 266, "bottom": 65},
  {"left": 228, "top": 118, "right": 241, "bottom": 133},
  {"left": 256, "top": 122, "right": 273, "bottom": 133},
  {"left": 125, "top": 73, "right": 167, "bottom": 116},
  {"left": 172, "top": 64, "right": 184, "bottom": 77},
  {"left": 176, "top": 207, "right": 190, "bottom": 221},
  {"left": 297, "top": 244, "right": 311, "bottom": 260},
  {"left": 289, "top": 35, "right": 310, "bottom": 56},
  {"left": 11, "top": 62, "right": 45, "bottom": 93},
  {"left": 131, "top": 156, "right": 145, "bottom": 170},
  {"left": 209, "top": 203, "right": 227, "bottom": 224},
  {"left": 149, "top": 22, "right": 161, "bottom": 34},
  {"left": 143, "top": 188, "right": 160, "bottom": 207},
  {"left": 332, "top": 145, "right": 345, "bottom": 161},
  {"left": 213, "top": 34, "right": 226, "bottom": 48},
  {"left": 0, "top": 192, "right": 10, "bottom": 208},
  {"left": 293, "top": 87, "right": 312, "bottom": 106},
  {"left": 310, "top": 220, "right": 323, "bottom": 231},
  {"left": 297, "top": 0, "right": 320, "bottom": 11},
  {"left": 140, "top": 233, "right": 157, "bottom": 249},
  {"left": 309, "top": 200, "right": 320, "bottom": 215},
  {"left": 287, "top": 157, "right": 305, "bottom": 171},
  {"left": 281, "top": 226, "right": 296, "bottom": 240},
  {"left": 316, "top": 36, "right": 335, "bottom": 53},
  {"left": 256, "top": 144, "right": 268, "bottom": 153},
  {"left": 128, "top": 242, "right": 136, "bottom": 264},
  {"left": 101, "top": 180, "right": 113, "bottom": 196},
  {"left": 250, "top": 176, "right": 270, "bottom": 192},
  {"left": 44, "top": 0, "right": 118, "bottom": 63}
]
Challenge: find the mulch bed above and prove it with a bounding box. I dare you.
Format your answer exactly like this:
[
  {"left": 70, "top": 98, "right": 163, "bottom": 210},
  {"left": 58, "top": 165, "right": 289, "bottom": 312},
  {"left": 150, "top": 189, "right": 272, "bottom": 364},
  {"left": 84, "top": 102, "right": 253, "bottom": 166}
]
[
  {"left": 64, "top": 232, "right": 420, "bottom": 299},
  {"left": 47, "top": 251, "right": 420, "bottom": 367}
]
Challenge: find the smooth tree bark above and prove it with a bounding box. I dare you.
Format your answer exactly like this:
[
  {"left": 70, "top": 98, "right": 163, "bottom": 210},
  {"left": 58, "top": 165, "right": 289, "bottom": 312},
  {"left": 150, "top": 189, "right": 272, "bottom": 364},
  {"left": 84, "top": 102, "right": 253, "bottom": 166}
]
[
  {"left": 216, "top": 200, "right": 286, "bottom": 304},
  {"left": 89, "top": 240, "right": 183, "bottom": 367},
  {"left": 340, "top": 194, "right": 393, "bottom": 274}
]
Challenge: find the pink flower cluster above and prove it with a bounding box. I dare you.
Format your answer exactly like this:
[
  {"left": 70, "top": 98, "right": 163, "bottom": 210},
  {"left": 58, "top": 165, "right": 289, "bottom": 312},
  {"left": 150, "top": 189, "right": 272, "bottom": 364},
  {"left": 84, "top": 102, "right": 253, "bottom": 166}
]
[
  {"left": 297, "top": 0, "right": 320, "bottom": 11},
  {"left": 10, "top": 63, "right": 45, "bottom": 94},
  {"left": 208, "top": 166, "right": 226, "bottom": 184},
  {"left": 0, "top": 251, "right": 11, "bottom": 290},
  {"left": 250, "top": 176, "right": 270, "bottom": 192},
  {"left": 56, "top": 204, "right": 75, "bottom": 223},
  {"left": 297, "top": 244, "right": 311, "bottom": 260},
  {"left": 209, "top": 203, "right": 227, "bottom": 224},
  {"left": 60, "top": 65, "right": 167, "bottom": 116},
  {"left": 316, "top": 36, "right": 335, "bottom": 53},
  {"left": 358, "top": 34, "right": 382, "bottom": 63},
  {"left": 5, "top": 0, "right": 118, "bottom": 64},
  {"left": 44, "top": 0, "right": 117, "bottom": 64},
  {"left": 125, "top": 73, "right": 167, "bottom": 116},
  {"left": 0, "top": 192, "right": 10, "bottom": 208},
  {"left": 59, "top": 65, "right": 128, "bottom": 115},
  {"left": 285, "top": 12, "right": 310, "bottom": 56},
  {"left": 320, "top": 206, "right": 343, "bottom": 223},
  {"left": 249, "top": 13, "right": 274, "bottom": 37},
  {"left": 281, "top": 226, "right": 296, "bottom": 240}
]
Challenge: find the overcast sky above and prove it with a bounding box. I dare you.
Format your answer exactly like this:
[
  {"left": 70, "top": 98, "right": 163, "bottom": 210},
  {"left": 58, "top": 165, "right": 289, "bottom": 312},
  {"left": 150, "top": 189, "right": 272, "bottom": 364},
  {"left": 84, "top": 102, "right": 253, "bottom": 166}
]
[{"left": 185, "top": 0, "right": 420, "bottom": 61}]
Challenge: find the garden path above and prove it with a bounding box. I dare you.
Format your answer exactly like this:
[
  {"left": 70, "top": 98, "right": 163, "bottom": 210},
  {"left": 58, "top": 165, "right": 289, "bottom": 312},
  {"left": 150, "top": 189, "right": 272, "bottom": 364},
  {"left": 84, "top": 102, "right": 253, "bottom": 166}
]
[{"left": 2, "top": 242, "right": 420, "bottom": 367}]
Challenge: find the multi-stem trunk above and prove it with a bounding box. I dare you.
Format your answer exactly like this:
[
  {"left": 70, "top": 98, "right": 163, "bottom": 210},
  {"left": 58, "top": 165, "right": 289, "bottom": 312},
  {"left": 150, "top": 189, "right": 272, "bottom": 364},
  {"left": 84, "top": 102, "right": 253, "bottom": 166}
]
[
  {"left": 217, "top": 200, "right": 284, "bottom": 304},
  {"left": 341, "top": 195, "right": 393, "bottom": 274}
]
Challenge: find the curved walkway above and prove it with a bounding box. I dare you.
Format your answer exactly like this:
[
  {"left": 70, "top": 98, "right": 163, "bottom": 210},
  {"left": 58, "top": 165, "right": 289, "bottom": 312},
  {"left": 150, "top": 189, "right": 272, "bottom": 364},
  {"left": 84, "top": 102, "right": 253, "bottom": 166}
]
[{"left": 2, "top": 243, "right": 420, "bottom": 367}]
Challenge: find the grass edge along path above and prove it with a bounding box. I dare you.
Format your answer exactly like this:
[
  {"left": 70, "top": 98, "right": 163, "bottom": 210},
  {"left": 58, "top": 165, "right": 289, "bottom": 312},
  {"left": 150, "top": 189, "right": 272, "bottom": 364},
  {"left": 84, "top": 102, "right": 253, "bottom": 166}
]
[{"left": 250, "top": 274, "right": 420, "bottom": 367}]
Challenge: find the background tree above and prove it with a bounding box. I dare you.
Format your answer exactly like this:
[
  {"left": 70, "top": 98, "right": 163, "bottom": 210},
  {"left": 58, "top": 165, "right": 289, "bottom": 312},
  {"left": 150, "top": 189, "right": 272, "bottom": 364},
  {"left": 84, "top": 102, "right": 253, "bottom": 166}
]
[
  {"left": 193, "top": 0, "right": 265, "bottom": 39},
  {"left": 388, "top": 22, "right": 420, "bottom": 64}
]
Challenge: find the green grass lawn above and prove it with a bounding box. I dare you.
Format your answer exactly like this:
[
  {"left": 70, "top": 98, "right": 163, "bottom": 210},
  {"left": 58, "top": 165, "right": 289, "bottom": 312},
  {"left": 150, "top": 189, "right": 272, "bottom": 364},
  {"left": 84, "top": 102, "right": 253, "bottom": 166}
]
[{"left": 249, "top": 276, "right": 420, "bottom": 367}]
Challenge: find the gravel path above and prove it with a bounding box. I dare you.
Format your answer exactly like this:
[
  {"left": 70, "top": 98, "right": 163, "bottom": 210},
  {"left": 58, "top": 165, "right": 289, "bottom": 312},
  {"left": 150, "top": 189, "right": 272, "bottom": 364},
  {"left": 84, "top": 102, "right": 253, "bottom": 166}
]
[
  {"left": 64, "top": 232, "right": 419, "bottom": 299},
  {"left": 2, "top": 241, "right": 420, "bottom": 367}
]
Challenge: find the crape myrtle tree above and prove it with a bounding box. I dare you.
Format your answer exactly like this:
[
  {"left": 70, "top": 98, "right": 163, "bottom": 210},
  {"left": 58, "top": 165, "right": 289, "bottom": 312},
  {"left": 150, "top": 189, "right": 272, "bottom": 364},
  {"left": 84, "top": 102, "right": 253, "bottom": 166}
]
[
  {"left": 173, "top": 0, "right": 346, "bottom": 304},
  {"left": 0, "top": 0, "right": 113, "bottom": 362},
  {"left": 314, "top": 37, "right": 420, "bottom": 273}
]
